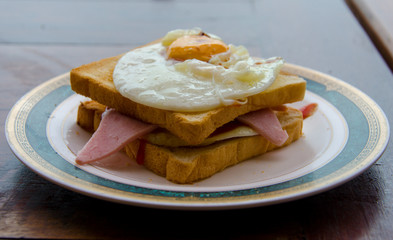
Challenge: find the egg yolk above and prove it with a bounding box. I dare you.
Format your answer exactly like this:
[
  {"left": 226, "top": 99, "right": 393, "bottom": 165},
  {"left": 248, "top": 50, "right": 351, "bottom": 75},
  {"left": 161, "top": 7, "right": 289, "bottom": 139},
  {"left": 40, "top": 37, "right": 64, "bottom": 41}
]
[{"left": 167, "top": 35, "right": 229, "bottom": 62}]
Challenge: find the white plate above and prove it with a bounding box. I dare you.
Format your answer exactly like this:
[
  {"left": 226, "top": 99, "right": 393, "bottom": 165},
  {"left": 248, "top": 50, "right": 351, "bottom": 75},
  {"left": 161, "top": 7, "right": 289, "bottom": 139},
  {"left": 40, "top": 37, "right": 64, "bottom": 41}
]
[{"left": 5, "top": 64, "right": 389, "bottom": 210}]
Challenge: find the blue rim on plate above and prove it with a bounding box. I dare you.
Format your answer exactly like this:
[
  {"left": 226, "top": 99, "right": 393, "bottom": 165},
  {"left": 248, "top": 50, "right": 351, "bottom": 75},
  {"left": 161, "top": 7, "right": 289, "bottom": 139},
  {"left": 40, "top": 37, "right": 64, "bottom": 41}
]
[{"left": 5, "top": 64, "right": 390, "bottom": 210}]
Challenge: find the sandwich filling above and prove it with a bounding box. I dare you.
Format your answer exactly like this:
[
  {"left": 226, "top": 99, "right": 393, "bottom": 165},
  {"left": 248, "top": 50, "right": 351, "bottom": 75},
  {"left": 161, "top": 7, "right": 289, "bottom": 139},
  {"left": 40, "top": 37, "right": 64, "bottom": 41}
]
[{"left": 75, "top": 106, "right": 295, "bottom": 165}]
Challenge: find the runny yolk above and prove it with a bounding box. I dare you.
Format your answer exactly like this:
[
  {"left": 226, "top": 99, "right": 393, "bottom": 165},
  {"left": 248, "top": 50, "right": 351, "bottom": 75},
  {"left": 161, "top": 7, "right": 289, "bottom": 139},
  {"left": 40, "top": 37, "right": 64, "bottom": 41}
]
[{"left": 167, "top": 35, "right": 229, "bottom": 62}]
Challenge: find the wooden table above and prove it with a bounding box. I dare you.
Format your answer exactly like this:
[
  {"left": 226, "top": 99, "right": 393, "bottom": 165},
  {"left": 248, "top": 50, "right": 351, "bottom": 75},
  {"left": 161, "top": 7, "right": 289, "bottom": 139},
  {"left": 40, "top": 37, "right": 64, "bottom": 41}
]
[
  {"left": 347, "top": 0, "right": 393, "bottom": 72},
  {"left": 1, "top": 0, "right": 392, "bottom": 239}
]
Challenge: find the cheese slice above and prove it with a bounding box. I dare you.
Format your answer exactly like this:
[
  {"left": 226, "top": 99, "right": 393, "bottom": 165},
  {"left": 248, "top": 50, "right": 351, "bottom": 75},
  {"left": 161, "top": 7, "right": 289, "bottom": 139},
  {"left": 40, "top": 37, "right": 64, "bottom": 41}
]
[{"left": 145, "top": 124, "right": 258, "bottom": 147}]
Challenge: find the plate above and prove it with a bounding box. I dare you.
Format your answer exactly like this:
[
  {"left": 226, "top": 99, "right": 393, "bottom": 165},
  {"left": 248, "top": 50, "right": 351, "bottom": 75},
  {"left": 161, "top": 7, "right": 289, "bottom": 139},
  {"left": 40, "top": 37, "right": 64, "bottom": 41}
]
[{"left": 5, "top": 64, "right": 389, "bottom": 210}]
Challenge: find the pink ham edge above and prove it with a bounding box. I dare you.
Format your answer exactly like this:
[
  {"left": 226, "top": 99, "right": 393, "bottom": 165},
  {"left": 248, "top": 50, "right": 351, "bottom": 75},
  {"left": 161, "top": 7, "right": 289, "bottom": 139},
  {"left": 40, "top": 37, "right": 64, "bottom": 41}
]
[
  {"left": 75, "top": 109, "right": 157, "bottom": 165},
  {"left": 237, "top": 108, "right": 289, "bottom": 146}
]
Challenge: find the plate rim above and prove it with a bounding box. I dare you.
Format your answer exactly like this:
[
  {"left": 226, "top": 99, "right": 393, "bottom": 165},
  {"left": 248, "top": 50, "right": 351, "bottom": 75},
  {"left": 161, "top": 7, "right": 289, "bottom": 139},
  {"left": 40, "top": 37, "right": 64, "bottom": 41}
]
[{"left": 5, "top": 64, "right": 390, "bottom": 210}]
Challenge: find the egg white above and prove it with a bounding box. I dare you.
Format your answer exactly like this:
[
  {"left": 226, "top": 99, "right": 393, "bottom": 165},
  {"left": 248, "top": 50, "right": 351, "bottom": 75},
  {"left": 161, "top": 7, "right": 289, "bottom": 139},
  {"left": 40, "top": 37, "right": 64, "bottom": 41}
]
[{"left": 113, "top": 43, "right": 284, "bottom": 112}]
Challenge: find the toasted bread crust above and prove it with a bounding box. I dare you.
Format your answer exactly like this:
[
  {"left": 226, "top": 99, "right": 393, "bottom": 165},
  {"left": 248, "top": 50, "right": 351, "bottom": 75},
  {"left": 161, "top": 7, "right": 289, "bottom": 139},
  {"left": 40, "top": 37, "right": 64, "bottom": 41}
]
[
  {"left": 70, "top": 41, "right": 306, "bottom": 145},
  {"left": 78, "top": 101, "right": 303, "bottom": 184},
  {"left": 76, "top": 100, "right": 106, "bottom": 132}
]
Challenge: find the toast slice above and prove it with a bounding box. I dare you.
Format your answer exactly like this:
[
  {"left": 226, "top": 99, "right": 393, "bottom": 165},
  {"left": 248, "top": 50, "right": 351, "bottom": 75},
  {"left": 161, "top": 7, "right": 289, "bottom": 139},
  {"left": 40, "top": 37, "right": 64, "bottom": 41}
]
[
  {"left": 77, "top": 101, "right": 303, "bottom": 184},
  {"left": 70, "top": 41, "right": 306, "bottom": 145},
  {"left": 77, "top": 100, "right": 106, "bottom": 132}
]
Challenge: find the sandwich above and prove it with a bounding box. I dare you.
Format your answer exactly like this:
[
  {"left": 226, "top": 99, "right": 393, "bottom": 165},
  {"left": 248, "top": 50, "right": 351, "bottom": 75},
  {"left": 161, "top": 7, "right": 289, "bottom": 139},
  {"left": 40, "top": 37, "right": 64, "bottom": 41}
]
[{"left": 70, "top": 28, "right": 315, "bottom": 184}]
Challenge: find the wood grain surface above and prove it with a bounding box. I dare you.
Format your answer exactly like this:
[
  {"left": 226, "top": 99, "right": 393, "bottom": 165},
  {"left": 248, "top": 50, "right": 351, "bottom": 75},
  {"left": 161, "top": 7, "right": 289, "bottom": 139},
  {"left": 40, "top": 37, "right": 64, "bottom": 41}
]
[
  {"left": 347, "top": 0, "right": 393, "bottom": 72},
  {"left": 1, "top": 0, "right": 393, "bottom": 239}
]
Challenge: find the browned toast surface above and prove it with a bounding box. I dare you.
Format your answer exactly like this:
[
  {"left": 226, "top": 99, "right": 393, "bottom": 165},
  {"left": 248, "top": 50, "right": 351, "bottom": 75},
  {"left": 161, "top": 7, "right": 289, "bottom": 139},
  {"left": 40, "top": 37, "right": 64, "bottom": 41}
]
[{"left": 70, "top": 43, "right": 306, "bottom": 145}]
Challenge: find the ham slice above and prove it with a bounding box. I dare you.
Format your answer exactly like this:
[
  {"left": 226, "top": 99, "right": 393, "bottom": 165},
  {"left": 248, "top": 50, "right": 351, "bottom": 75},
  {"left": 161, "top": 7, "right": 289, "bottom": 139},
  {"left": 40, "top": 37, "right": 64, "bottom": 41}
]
[
  {"left": 237, "top": 108, "right": 288, "bottom": 146},
  {"left": 75, "top": 109, "right": 157, "bottom": 165}
]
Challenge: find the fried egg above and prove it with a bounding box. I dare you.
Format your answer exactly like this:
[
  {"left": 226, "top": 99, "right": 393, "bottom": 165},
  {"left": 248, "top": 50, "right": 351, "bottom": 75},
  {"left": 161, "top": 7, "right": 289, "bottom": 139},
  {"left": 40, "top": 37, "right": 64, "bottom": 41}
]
[{"left": 113, "top": 28, "right": 284, "bottom": 112}]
